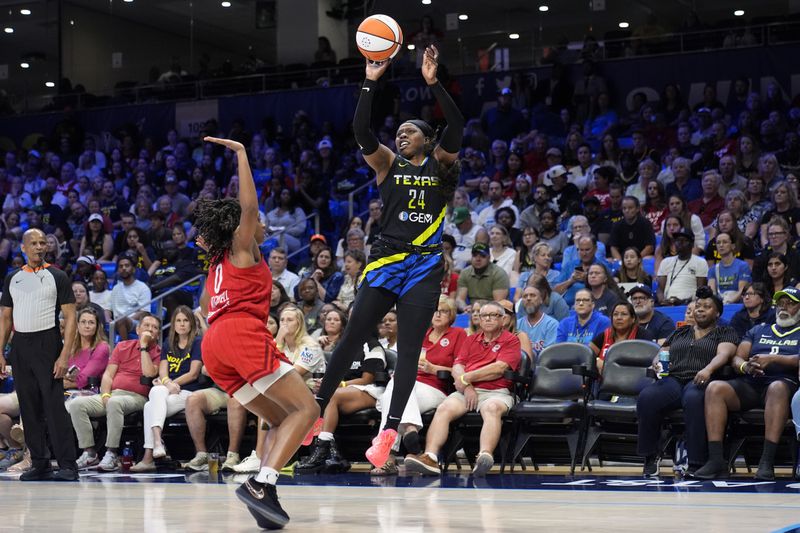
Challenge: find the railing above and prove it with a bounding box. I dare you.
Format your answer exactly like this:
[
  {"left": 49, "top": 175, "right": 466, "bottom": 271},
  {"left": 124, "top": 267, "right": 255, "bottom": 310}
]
[
  {"left": 277, "top": 211, "right": 319, "bottom": 263},
  {"left": 108, "top": 273, "right": 205, "bottom": 352},
  {"left": 347, "top": 178, "right": 377, "bottom": 221},
  {"left": 11, "top": 19, "right": 799, "bottom": 115}
]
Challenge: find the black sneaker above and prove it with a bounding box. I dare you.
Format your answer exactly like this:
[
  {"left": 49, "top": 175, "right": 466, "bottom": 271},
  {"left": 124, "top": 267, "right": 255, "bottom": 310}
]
[
  {"left": 235, "top": 478, "right": 289, "bottom": 529},
  {"left": 643, "top": 456, "right": 659, "bottom": 478},
  {"left": 690, "top": 459, "right": 728, "bottom": 480},
  {"left": 324, "top": 440, "right": 351, "bottom": 474},
  {"left": 19, "top": 464, "right": 54, "bottom": 481},
  {"left": 53, "top": 468, "right": 79, "bottom": 481},
  {"left": 295, "top": 439, "right": 330, "bottom": 474},
  {"left": 402, "top": 431, "right": 421, "bottom": 456},
  {"left": 754, "top": 461, "right": 775, "bottom": 481}
]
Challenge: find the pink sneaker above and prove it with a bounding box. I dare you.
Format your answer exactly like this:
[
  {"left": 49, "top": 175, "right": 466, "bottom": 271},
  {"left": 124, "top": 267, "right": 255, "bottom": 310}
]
[
  {"left": 365, "top": 429, "right": 398, "bottom": 468},
  {"left": 302, "top": 417, "right": 324, "bottom": 446}
]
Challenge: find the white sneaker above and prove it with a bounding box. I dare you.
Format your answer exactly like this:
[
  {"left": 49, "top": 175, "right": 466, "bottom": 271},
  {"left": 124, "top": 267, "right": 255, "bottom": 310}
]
[
  {"left": 220, "top": 451, "right": 241, "bottom": 471},
  {"left": 98, "top": 451, "right": 120, "bottom": 472},
  {"left": 153, "top": 442, "right": 167, "bottom": 460},
  {"left": 185, "top": 452, "right": 208, "bottom": 471},
  {"left": 232, "top": 450, "right": 261, "bottom": 473},
  {"left": 76, "top": 451, "right": 100, "bottom": 470}
]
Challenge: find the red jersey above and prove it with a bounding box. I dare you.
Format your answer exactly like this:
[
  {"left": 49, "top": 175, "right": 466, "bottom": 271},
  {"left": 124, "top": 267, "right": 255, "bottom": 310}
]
[
  {"left": 418, "top": 326, "right": 466, "bottom": 394},
  {"left": 455, "top": 330, "right": 521, "bottom": 391},
  {"left": 206, "top": 252, "right": 271, "bottom": 324}
]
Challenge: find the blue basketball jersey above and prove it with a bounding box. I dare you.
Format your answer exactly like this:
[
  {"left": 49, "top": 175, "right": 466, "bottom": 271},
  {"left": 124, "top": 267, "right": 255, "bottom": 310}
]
[{"left": 743, "top": 323, "right": 800, "bottom": 379}]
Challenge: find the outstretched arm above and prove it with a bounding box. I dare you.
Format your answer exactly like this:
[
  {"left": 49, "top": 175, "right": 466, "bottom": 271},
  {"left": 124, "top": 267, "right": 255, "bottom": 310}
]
[
  {"left": 204, "top": 137, "right": 260, "bottom": 265},
  {"left": 354, "top": 60, "right": 395, "bottom": 182},
  {"left": 421, "top": 45, "right": 464, "bottom": 166}
]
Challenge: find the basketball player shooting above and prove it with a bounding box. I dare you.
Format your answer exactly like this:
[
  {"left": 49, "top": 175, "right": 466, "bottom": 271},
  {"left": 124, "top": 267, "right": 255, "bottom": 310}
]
[{"left": 313, "top": 45, "right": 464, "bottom": 470}]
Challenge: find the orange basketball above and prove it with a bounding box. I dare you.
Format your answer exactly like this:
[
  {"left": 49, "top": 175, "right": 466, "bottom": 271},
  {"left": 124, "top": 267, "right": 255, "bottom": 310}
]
[{"left": 356, "top": 14, "right": 403, "bottom": 62}]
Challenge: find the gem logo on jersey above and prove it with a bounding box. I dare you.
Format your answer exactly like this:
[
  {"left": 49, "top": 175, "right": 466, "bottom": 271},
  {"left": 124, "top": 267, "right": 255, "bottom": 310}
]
[{"left": 399, "top": 211, "right": 434, "bottom": 223}]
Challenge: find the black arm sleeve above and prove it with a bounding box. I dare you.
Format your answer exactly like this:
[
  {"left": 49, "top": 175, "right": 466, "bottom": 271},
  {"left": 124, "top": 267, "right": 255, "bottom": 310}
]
[
  {"left": 353, "top": 79, "right": 380, "bottom": 155},
  {"left": 430, "top": 82, "right": 464, "bottom": 153}
]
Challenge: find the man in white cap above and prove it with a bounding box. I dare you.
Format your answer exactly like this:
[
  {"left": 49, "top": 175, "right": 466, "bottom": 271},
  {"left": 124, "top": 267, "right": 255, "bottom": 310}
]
[{"left": 545, "top": 165, "right": 581, "bottom": 214}]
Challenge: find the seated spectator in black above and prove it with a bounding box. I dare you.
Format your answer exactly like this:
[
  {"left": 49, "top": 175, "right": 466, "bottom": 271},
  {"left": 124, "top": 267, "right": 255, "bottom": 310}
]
[
  {"left": 537, "top": 208, "right": 569, "bottom": 263},
  {"left": 763, "top": 252, "right": 798, "bottom": 298},
  {"left": 73, "top": 255, "right": 98, "bottom": 285},
  {"left": 590, "top": 300, "right": 654, "bottom": 373},
  {"left": 581, "top": 197, "right": 611, "bottom": 246},
  {"left": 494, "top": 207, "right": 522, "bottom": 250},
  {"left": 615, "top": 247, "right": 653, "bottom": 291},
  {"left": 149, "top": 225, "right": 199, "bottom": 319},
  {"left": 296, "top": 312, "right": 392, "bottom": 474},
  {"left": 296, "top": 234, "right": 328, "bottom": 278},
  {"left": 116, "top": 227, "right": 155, "bottom": 282},
  {"left": 80, "top": 213, "right": 113, "bottom": 263},
  {"left": 694, "top": 287, "right": 800, "bottom": 481},
  {"left": 89, "top": 269, "right": 112, "bottom": 323},
  {"left": 296, "top": 277, "right": 325, "bottom": 333},
  {"left": 585, "top": 264, "right": 622, "bottom": 317},
  {"left": 72, "top": 280, "right": 109, "bottom": 329},
  {"left": 601, "top": 183, "right": 625, "bottom": 225},
  {"left": 303, "top": 245, "right": 344, "bottom": 304},
  {"left": 609, "top": 196, "right": 656, "bottom": 261},
  {"left": 637, "top": 287, "right": 737, "bottom": 477},
  {"left": 730, "top": 282, "right": 776, "bottom": 339},
  {"left": 545, "top": 165, "right": 581, "bottom": 215},
  {"left": 146, "top": 211, "right": 172, "bottom": 257},
  {"left": 98, "top": 180, "right": 129, "bottom": 229},
  {"left": 405, "top": 301, "right": 520, "bottom": 477},
  {"left": 270, "top": 281, "right": 292, "bottom": 315},
  {"left": 37, "top": 189, "right": 65, "bottom": 230},
  {"left": 112, "top": 213, "right": 137, "bottom": 256},
  {"left": 628, "top": 285, "right": 674, "bottom": 343}
]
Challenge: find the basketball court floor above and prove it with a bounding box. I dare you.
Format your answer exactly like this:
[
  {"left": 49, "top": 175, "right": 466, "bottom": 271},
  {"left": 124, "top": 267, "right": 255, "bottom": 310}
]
[{"left": 0, "top": 465, "right": 799, "bottom": 532}]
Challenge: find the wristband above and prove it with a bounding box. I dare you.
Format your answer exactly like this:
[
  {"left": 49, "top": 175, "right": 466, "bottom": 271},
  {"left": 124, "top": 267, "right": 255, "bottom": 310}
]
[
  {"left": 460, "top": 374, "right": 470, "bottom": 386},
  {"left": 139, "top": 346, "right": 149, "bottom": 352},
  {"left": 739, "top": 362, "right": 747, "bottom": 374},
  {"left": 340, "top": 381, "right": 347, "bottom": 388},
  {"left": 101, "top": 393, "right": 111, "bottom": 399}
]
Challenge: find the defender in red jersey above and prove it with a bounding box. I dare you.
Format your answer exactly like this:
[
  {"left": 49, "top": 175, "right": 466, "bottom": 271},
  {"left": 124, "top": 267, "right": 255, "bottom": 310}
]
[{"left": 195, "top": 137, "right": 318, "bottom": 530}]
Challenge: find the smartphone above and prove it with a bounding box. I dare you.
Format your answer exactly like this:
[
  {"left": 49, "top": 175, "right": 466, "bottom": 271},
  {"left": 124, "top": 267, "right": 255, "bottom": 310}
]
[{"left": 66, "top": 365, "right": 79, "bottom": 377}]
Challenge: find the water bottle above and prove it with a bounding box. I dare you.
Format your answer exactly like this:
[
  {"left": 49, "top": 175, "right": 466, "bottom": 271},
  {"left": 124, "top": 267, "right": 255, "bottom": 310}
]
[
  {"left": 121, "top": 442, "right": 134, "bottom": 472},
  {"left": 658, "top": 350, "right": 670, "bottom": 378}
]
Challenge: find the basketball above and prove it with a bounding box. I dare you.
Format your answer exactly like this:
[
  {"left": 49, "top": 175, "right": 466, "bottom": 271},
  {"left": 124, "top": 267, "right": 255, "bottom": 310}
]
[{"left": 356, "top": 14, "right": 403, "bottom": 62}]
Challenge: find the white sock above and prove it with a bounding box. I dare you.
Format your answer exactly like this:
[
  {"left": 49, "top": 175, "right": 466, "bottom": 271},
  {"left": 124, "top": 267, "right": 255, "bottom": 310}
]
[
  {"left": 255, "top": 466, "right": 279, "bottom": 485},
  {"left": 426, "top": 452, "right": 438, "bottom": 462},
  {"left": 318, "top": 432, "right": 334, "bottom": 442}
]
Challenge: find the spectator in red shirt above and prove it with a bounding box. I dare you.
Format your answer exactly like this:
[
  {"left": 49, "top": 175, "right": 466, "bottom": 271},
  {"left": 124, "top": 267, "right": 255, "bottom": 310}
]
[
  {"left": 67, "top": 314, "right": 162, "bottom": 472},
  {"left": 371, "top": 296, "right": 466, "bottom": 475},
  {"left": 405, "top": 301, "right": 521, "bottom": 477},
  {"left": 688, "top": 171, "right": 725, "bottom": 229},
  {"left": 585, "top": 166, "right": 614, "bottom": 210}
]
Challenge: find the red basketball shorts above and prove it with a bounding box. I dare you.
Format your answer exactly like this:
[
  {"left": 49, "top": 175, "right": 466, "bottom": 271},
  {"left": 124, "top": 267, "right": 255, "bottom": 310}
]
[{"left": 201, "top": 314, "right": 290, "bottom": 400}]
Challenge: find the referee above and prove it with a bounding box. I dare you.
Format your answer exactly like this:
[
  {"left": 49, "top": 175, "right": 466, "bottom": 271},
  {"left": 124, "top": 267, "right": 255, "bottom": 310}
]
[{"left": 0, "top": 229, "right": 78, "bottom": 481}]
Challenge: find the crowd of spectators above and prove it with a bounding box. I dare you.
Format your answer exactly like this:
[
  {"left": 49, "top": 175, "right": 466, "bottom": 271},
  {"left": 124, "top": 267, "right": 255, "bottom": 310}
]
[{"left": 1, "top": 53, "right": 800, "bottom": 478}]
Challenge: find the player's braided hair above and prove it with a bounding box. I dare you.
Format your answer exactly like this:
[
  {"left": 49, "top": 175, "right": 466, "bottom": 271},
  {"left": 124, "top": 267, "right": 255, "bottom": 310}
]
[{"left": 194, "top": 197, "right": 242, "bottom": 265}]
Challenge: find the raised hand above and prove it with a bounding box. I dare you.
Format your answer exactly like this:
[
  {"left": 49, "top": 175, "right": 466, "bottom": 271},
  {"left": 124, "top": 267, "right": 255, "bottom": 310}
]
[
  {"left": 204, "top": 136, "right": 245, "bottom": 153},
  {"left": 421, "top": 45, "right": 439, "bottom": 85},
  {"left": 365, "top": 58, "right": 392, "bottom": 81}
]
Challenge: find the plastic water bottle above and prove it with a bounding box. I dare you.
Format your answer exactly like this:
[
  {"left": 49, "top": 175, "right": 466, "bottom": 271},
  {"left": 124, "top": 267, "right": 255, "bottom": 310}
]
[
  {"left": 121, "top": 442, "right": 134, "bottom": 472},
  {"left": 658, "top": 350, "right": 670, "bottom": 378}
]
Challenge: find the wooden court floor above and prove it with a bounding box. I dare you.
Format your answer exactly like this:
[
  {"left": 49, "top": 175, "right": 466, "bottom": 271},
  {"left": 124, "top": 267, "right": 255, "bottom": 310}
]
[{"left": 0, "top": 470, "right": 799, "bottom": 533}]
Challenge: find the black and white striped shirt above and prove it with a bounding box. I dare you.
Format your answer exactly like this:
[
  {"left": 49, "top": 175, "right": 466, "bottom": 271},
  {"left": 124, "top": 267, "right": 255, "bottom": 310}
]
[
  {"left": 0, "top": 264, "right": 75, "bottom": 333},
  {"left": 664, "top": 324, "right": 739, "bottom": 381}
]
